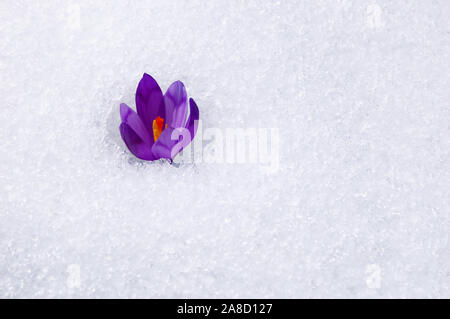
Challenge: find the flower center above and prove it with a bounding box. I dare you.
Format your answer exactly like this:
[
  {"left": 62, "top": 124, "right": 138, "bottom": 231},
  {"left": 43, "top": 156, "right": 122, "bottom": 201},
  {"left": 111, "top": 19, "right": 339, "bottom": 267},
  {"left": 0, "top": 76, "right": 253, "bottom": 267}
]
[{"left": 152, "top": 116, "right": 164, "bottom": 141}]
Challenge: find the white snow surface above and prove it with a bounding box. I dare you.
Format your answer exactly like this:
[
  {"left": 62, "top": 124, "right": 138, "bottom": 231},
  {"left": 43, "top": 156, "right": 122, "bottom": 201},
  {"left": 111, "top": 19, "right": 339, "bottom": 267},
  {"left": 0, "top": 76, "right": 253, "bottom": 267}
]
[{"left": 0, "top": 0, "right": 449, "bottom": 298}]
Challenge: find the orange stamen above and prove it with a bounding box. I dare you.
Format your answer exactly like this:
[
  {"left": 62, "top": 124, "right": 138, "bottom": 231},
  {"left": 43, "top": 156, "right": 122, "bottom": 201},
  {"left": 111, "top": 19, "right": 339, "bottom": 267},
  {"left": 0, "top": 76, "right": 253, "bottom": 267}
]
[{"left": 152, "top": 116, "right": 164, "bottom": 141}]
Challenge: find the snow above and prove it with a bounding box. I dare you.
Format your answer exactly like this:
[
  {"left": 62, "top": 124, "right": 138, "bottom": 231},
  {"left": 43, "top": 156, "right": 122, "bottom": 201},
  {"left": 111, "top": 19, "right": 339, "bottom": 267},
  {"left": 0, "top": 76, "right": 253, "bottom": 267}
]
[{"left": 1, "top": 0, "right": 449, "bottom": 298}]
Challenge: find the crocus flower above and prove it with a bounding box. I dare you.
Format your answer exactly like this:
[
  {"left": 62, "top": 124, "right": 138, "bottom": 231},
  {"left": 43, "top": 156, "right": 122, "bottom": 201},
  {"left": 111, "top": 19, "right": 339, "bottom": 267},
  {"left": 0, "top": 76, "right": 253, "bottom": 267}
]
[{"left": 119, "top": 73, "right": 199, "bottom": 161}]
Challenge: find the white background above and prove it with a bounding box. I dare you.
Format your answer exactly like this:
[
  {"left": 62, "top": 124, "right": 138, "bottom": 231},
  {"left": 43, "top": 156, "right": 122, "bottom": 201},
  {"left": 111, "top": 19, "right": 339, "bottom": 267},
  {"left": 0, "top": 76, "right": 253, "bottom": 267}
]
[{"left": 0, "top": 0, "right": 449, "bottom": 298}]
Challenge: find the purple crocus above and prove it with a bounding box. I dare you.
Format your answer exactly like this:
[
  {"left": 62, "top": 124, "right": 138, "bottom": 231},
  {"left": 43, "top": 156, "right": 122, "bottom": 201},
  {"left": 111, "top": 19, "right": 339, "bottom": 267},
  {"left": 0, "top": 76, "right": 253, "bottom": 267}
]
[{"left": 119, "top": 74, "right": 199, "bottom": 161}]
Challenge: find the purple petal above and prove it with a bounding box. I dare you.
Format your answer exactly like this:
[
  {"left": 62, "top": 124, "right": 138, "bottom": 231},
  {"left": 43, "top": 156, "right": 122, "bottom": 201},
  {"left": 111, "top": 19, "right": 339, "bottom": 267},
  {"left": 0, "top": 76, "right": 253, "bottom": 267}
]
[
  {"left": 119, "top": 103, "right": 155, "bottom": 160},
  {"left": 164, "top": 81, "right": 187, "bottom": 128},
  {"left": 185, "top": 98, "right": 200, "bottom": 140},
  {"left": 151, "top": 127, "right": 192, "bottom": 160},
  {"left": 120, "top": 103, "right": 153, "bottom": 146},
  {"left": 135, "top": 73, "right": 164, "bottom": 132},
  {"left": 120, "top": 123, "right": 156, "bottom": 161}
]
